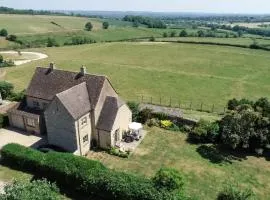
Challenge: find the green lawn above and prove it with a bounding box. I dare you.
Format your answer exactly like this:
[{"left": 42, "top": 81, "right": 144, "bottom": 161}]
[
  {"left": 2, "top": 42, "right": 270, "bottom": 111},
  {"left": 0, "top": 164, "right": 32, "bottom": 182},
  {"left": 87, "top": 127, "right": 270, "bottom": 200}
]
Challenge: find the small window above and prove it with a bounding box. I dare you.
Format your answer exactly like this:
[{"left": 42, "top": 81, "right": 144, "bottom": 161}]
[
  {"left": 83, "top": 135, "right": 88, "bottom": 143},
  {"left": 81, "top": 117, "right": 87, "bottom": 126},
  {"left": 33, "top": 101, "right": 40, "bottom": 108},
  {"left": 26, "top": 118, "right": 35, "bottom": 127}
]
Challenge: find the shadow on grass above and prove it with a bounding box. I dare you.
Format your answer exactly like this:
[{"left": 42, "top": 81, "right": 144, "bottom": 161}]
[{"left": 196, "top": 145, "right": 244, "bottom": 164}]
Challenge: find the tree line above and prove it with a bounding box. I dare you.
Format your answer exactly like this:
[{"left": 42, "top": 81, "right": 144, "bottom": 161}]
[{"left": 123, "top": 15, "right": 167, "bottom": 29}]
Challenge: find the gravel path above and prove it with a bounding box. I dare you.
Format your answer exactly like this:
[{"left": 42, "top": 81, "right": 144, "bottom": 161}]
[
  {"left": 0, "top": 51, "right": 48, "bottom": 66},
  {"left": 139, "top": 103, "right": 183, "bottom": 118}
]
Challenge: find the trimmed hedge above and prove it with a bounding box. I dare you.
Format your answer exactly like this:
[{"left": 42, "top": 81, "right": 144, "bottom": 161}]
[{"left": 1, "top": 144, "right": 180, "bottom": 200}]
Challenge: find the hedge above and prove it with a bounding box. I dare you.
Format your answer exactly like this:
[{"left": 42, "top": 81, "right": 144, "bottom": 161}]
[
  {"left": 0, "top": 114, "right": 9, "bottom": 128},
  {"left": 1, "top": 144, "right": 180, "bottom": 200}
]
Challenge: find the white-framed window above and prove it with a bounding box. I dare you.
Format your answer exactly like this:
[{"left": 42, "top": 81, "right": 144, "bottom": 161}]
[
  {"left": 83, "top": 135, "right": 88, "bottom": 143},
  {"left": 81, "top": 117, "right": 87, "bottom": 126},
  {"left": 26, "top": 118, "right": 35, "bottom": 127},
  {"left": 33, "top": 101, "right": 40, "bottom": 108}
]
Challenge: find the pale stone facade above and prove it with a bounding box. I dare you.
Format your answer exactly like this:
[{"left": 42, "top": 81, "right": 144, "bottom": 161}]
[{"left": 8, "top": 66, "right": 132, "bottom": 156}]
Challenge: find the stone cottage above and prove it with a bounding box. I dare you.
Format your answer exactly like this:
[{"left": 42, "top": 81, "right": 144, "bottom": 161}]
[{"left": 8, "top": 63, "right": 132, "bottom": 155}]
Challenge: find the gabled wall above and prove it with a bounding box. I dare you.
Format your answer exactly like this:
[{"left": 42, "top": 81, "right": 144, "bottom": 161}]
[
  {"left": 26, "top": 96, "right": 50, "bottom": 110},
  {"left": 75, "top": 113, "right": 91, "bottom": 156},
  {"left": 44, "top": 98, "right": 78, "bottom": 153}
]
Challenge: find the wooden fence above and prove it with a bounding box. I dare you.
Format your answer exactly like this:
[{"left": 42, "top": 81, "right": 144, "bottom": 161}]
[{"left": 126, "top": 94, "right": 227, "bottom": 114}]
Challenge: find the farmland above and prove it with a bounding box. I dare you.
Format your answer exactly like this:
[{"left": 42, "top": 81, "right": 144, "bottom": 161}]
[{"left": 2, "top": 42, "right": 270, "bottom": 111}]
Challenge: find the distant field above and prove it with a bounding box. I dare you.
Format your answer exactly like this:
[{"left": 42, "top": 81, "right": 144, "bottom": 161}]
[
  {"left": 0, "top": 14, "right": 102, "bottom": 34},
  {"left": 231, "top": 22, "right": 270, "bottom": 28},
  {"left": 2, "top": 42, "right": 270, "bottom": 111},
  {"left": 156, "top": 37, "right": 270, "bottom": 47}
]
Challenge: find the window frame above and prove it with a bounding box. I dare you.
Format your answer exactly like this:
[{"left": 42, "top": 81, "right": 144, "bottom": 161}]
[
  {"left": 26, "top": 118, "right": 35, "bottom": 127},
  {"left": 83, "top": 135, "right": 89, "bottom": 143},
  {"left": 81, "top": 117, "right": 87, "bottom": 126}
]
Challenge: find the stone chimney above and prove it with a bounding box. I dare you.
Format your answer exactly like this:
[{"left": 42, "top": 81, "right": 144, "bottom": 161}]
[
  {"left": 80, "top": 65, "right": 86, "bottom": 75},
  {"left": 49, "top": 62, "right": 55, "bottom": 70}
]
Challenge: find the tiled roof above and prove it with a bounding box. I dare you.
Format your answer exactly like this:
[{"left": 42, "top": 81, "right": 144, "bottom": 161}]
[
  {"left": 96, "top": 96, "right": 125, "bottom": 132},
  {"left": 26, "top": 67, "right": 106, "bottom": 108},
  {"left": 56, "top": 82, "right": 91, "bottom": 120}
]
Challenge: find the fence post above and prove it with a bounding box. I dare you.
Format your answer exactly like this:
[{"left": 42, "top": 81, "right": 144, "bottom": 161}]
[
  {"left": 178, "top": 100, "right": 181, "bottom": 108},
  {"left": 200, "top": 103, "right": 203, "bottom": 111},
  {"left": 224, "top": 107, "right": 226, "bottom": 114},
  {"left": 190, "top": 101, "right": 192, "bottom": 110},
  {"left": 169, "top": 97, "right": 172, "bottom": 107},
  {"left": 150, "top": 96, "right": 152, "bottom": 104},
  {"left": 141, "top": 95, "right": 144, "bottom": 103},
  {"left": 160, "top": 97, "right": 161, "bottom": 105},
  {"left": 212, "top": 104, "right": 215, "bottom": 113}
]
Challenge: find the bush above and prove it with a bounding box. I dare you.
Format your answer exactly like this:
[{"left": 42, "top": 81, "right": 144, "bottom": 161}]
[
  {"left": 6, "top": 34, "right": 17, "bottom": 41},
  {"left": 138, "top": 108, "right": 153, "bottom": 124},
  {"left": 160, "top": 120, "right": 173, "bottom": 129},
  {"left": 179, "top": 30, "right": 188, "bottom": 37},
  {"left": 217, "top": 183, "right": 254, "bottom": 200},
  {"left": 0, "top": 179, "right": 61, "bottom": 200},
  {"left": 149, "top": 36, "right": 155, "bottom": 42},
  {"left": 103, "top": 21, "right": 109, "bottom": 29},
  {"left": 7, "top": 90, "right": 25, "bottom": 101},
  {"left": 153, "top": 168, "right": 185, "bottom": 192},
  {"left": 163, "top": 32, "right": 168, "bottom": 37},
  {"left": 1, "top": 144, "right": 179, "bottom": 200},
  {"left": 0, "top": 114, "right": 9, "bottom": 128},
  {"left": 0, "top": 81, "right": 14, "bottom": 99},
  {"left": 0, "top": 28, "right": 8, "bottom": 37},
  {"left": 147, "top": 118, "right": 160, "bottom": 127},
  {"left": 47, "top": 37, "right": 59, "bottom": 47},
  {"left": 189, "top": 120, "right": 220, "bottom": 143},
  {"left": 127, "top": 101, "right": 140, "bottom": 121},
  {"left": 108, "top": 147, "right": 130, "bottom": 158},
  {"left": 85, "top": 22, "right": 93, "bottom": 31}
]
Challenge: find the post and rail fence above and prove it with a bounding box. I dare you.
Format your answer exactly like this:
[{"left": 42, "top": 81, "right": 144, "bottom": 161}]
[{"left": 125, "top": 94, "right": 227, "bottom": 115}]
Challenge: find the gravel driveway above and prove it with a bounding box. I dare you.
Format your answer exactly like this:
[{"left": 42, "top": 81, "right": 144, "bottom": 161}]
[{"left": 0, "top": 128, "right": 46, "bottom": 149}]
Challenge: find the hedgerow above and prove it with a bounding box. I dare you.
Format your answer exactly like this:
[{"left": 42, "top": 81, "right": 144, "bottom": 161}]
[{"left": 1, "top": 143, "right": 184, "bottom": 200}]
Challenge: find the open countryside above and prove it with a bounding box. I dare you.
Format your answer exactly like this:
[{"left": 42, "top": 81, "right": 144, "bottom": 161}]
[{"left": 0, "top": 3, "right": 270, "bottom": 200}]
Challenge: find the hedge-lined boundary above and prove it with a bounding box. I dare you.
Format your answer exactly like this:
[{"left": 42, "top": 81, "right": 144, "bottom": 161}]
[{"left": 0, "top": 144, "right": 178, "bottom": 200}]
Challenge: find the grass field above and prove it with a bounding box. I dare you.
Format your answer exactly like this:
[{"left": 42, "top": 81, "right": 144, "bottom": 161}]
[
  {"left": 0, "top": 14, "right": 102, "bottom": 35},
  {"left": 87, "top": 127, "right": 270, "bottom": 199},
  {"left": 2, "top": 42, "right": 270, "bottom": 111}
]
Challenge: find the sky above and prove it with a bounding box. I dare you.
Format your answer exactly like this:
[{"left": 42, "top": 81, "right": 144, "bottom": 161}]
[{"left": 0, "top": 0, "right": 269, "bottom": 14}]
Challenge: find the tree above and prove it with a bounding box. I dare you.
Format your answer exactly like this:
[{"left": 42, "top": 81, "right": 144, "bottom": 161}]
[
  {"left": 0, "top": 54, "right": 3, "bottom": 63},
  {"left": 85, "top": 22, "right": 93, "bottom": 31},
  {"left": 0, "top": 81, "right": 14, "bottom": 99},
  {"left": 197, "top": 30, "right": 205, "bottom": 37},
  {"left": 0, "top": 28, "right": 8, "bottom": 37},
  {"left": 170, "top": 31, "right": 176, "bottom": 37},
  {"left": 102, "top": 21, "right": 109, "bottom": 29},
  {"left": 163, "top": 32, "right": 168, "bottom": 37},
  {"left": 0, "top": 179, "right": 61, "bottom": 200},
  {"left": 149, "top": 36, "right": 155, "bottom": 42},
  {"left": 47, "top": 37, "right": 58, "bottom": 47},
  {"left": 179, "top": 30, "right": 188, "bottom": 37}
]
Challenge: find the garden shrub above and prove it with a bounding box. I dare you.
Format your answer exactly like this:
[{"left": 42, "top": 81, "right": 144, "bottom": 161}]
[
  {"left": 0, "top": 81, "right": 14, "bottom": 99},
  {"left": 0, "top": 179, "right": 61, "bottom": 200},
  {"left": 153, "top": 168, "right": 185, "bottom": 192},
  {"left": 160, "top": 120, "right": 173, "bottom": 129},
  {"left": 188, "top": 120, "right": 220, "bottom": 143},
  {"left": 127, "top": 101, "right": 140, "bottom": 121},
  {"left": 147, "top": 118, "right": 160, "bottom": 127},
  {"left": 108, "top": 147, "right": 130, "bottom": 158},
  {"left": 217, "top": 183, "right": 254, "bottom": 200},
  {"left": 138, "top": 108, "right": 153, "bottom": 123},
  {"left": 1, "top": 144, "right": 181, "bottom": 200}
]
